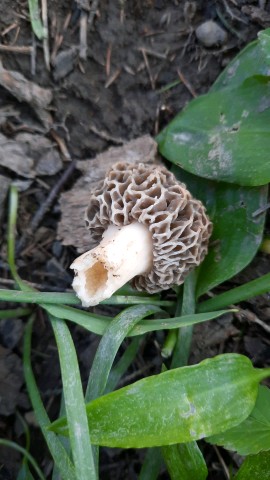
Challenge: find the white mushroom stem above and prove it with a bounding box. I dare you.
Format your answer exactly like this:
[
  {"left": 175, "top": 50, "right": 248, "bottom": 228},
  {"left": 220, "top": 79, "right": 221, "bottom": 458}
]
[{"left": 70, "top": 222, "right": 153, "bottom": 307}]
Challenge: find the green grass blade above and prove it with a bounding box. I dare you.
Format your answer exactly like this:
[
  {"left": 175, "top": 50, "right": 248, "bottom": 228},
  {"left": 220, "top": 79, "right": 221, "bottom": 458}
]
[
  {"left": 0, "top": 307, "right": 32, "bottom": 319},
  {"left": 0, "top": 289, "right": 174, "bottom": 307},
  {"left": 43, "top": 302, "right": 233, "bottom": 336},
  {"left": 171, "top": 271, "right": 196, "bottom": 368},
  {"left": 139, "top": 448, "right": 163, "bottom": 479},
  {"left": 8, "top": 186, "right": 26, "bottom": 290},
  {"left": 163, "top": 273, "right": 208, "bottom": 479},
  {"left": 85, "top": 304, "right": 157, "bottom": 472},
  {"left": 0, "top": 289, "right": 78, "bottom": 304},
  {"left": 85, "top": 304, "right": 159, "bottom": 402},
  {"left": 198, "top": 272, "right": 270, "bottom": 313},
  {"left": 28, "top": 0, "right": 44, "bottom": 39},
  {"left": 7, "top": 186, "right": 34, "bottom": 293},
  {"left": 50, "top": 315, "right": 97, "bottom": 480},
  {"left": 43, "top": 304, "right": 111, "bottom": 335},
  {"left": 0, "top": 439, "right": 45, "bottom": 480},
  {"left": 105, "top": 337, "right": 141, "bottom": 393},
  {"left": 162, "top": 442, "right": 207, "bottom": 480},
  {"left": 23, "top": 317, "right": 76, "bottom": 480},
  {"left": 102, "top": 296, "right": 175, "bottom": 307}
]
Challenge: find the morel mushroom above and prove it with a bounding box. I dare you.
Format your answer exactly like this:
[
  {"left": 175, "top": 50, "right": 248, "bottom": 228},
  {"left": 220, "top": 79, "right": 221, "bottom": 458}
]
[{"left": 71, "top": 162, "right": 212, "bottom": 306}]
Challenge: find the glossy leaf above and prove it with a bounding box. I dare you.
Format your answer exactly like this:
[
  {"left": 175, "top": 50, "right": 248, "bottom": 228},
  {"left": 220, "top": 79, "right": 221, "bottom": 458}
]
[
  {"left": 50, "top": 354, "right": 270, "bottom": 448},
  {"left": 158, "top": 76, "right": 270, "bottom": 186},
  {"left": 211, "top": 37, "right": 269, "bottom": 92},
  {"left": 234, "top": 451, "right": 270, "bottom": 480},
  {"left": 207, "top": 386, "right": 270, "bottom": 455},
  {"left": 172, "top": 167, "right": 267, "bottom": 298},
  {"left": 162, "top": 442, "right": 207, "bottom": 480},
  {"left": 258, "top": 28, "right": 270, "bottom": 67}
]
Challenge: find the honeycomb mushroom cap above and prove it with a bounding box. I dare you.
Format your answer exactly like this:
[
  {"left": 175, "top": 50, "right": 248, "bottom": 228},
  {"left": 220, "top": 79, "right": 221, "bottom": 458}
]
[{"left": 85, "top": 162, "right": 213, "bottom": 293}]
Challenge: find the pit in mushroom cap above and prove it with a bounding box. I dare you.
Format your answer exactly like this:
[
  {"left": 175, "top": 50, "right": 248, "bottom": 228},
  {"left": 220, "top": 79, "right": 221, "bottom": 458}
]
[{"left": 70, "top": 162, "right": 213, "bottom": 306}]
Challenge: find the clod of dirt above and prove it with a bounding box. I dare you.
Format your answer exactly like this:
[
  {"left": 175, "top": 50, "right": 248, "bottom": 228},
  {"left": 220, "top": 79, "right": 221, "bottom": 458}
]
[
  {"left": 58, "top": 135, "right": 158, "bottom": 253},
  {"left": 53, "top": 47, "right": 79, "bottom": 81},
  {"left": 0, "top": 346, "right": 24, "bottom": 416},
  {"left": 196, "top": 20, "right": 228, "bottom": 47},
  {"left": 0, "top": 133, "right": 63, "bottom": 178}
]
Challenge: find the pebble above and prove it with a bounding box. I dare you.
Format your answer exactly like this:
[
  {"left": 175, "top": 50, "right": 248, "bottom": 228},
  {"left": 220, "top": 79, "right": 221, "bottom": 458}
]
[{"left": 196, "top": 20, "right": 228, "bottom": 47}]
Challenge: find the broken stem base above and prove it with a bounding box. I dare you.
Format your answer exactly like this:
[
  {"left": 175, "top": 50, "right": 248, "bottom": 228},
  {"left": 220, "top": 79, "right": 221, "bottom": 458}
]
[{"left": 70, "top": 222, "right": 153, "bottom": 306}]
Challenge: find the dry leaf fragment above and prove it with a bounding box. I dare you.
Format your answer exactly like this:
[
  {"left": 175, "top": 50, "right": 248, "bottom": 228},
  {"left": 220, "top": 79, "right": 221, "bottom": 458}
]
[
  {"left": 0, "top": 62, "right": 53, "bottom": 128},
  {"left": 0, "top": 133, "right": 63, "bottom": 178},
  {"left": 58, "top": 135, "right": 158, "bottom": 252}
]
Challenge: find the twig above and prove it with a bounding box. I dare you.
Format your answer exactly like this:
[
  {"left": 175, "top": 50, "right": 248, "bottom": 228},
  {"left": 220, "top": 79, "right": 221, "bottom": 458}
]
[
  {"left": 16, "top": 160, "right": 77, "bottom": 254},
  {"left": 235, "top": 309, "right": 270, "bottom": 334},
  {"left": 105, "top": 68, "right": 121, "bottom": 88},
  {"left": 31, "top": 32, "right": 36, "bottom": 76},
  {"left": 213, "top": 445, "right": 230, "bottom": 480},
  {"left": 141, "top": 48, "right": 155, "bottom": 90},
  {"left": 88, "top": 0, "right": 100, "bottom": 28},
  {"left": 50, "top": 129, "right": 72, "bottom": 161},
  {"left": 222, "top": 0, "right": 249, "bottom": 25},
  {"left": 51, "top": 12, "right": 71, "bottom": 63},
  {"left": 41, "top": 0, "right": 50, "bottom": 70},
  {"left": 89, "top": 124, "right": 124, "bottom": 144},
  {"left": 12, "top": 26, "right": 21, "bottom": 46},
  {"left": 0, "top": 44, "right": 33, "bottom": 54},
  {"left": 177, "top": 68, "right": 197, "bottom": 98},
  {"left": 216, "top": 7, "right": 245, "bottom": 40},
  {"left": 79, "top": 10, "right": 88, "bottom": 59},
  {"left": 106, "top": 43, "right": 112, "bottom": 76},
  {"left": 137, "top": 47, "right": 167, "bottom": 60},
  {"left": 1, "top": 23, "right": 18, "bottom": 37}
]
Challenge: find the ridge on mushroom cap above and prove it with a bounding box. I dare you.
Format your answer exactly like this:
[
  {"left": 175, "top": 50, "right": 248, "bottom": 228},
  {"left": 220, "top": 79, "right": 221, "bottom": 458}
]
[{"left": 85, "top": 162, "right": 213, "bottom": 293}]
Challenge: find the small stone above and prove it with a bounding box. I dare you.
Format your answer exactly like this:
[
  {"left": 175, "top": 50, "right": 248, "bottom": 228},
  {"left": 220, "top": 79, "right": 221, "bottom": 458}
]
[{"left": 196, "top": 20, "right": 228, "bottom": 47}]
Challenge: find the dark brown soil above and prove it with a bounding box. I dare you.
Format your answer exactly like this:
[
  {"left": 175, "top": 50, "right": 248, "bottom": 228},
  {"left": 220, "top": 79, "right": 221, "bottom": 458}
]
[{"left": 0, "top": 1, "right": 269, "bottom": 479}]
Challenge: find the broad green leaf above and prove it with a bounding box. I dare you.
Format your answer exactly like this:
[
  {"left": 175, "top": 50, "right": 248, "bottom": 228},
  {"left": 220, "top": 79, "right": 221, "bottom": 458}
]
[
  {"left": 234, "top": 451, "right": 270, "bottom": 480},
  {"left": 50, "top": 354, "right": 270, "bottom": 448},
  {"left": 211, "top": 37, "right": 269, "bottom": 92},
  {"left": 207, "top": 386, "right": 270, "bottom": 455},
  {"left": 258, "top": 28, "right": 270, "bottom": 67},
  {"left": 158, "top": 76, "right": 270, "bottom": 186},
  {"left": 162, "top": 442, "right": 207, "bottom": 480},
  {"left": 171, "top": 167, "right": 267, "bottom": 298}
]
